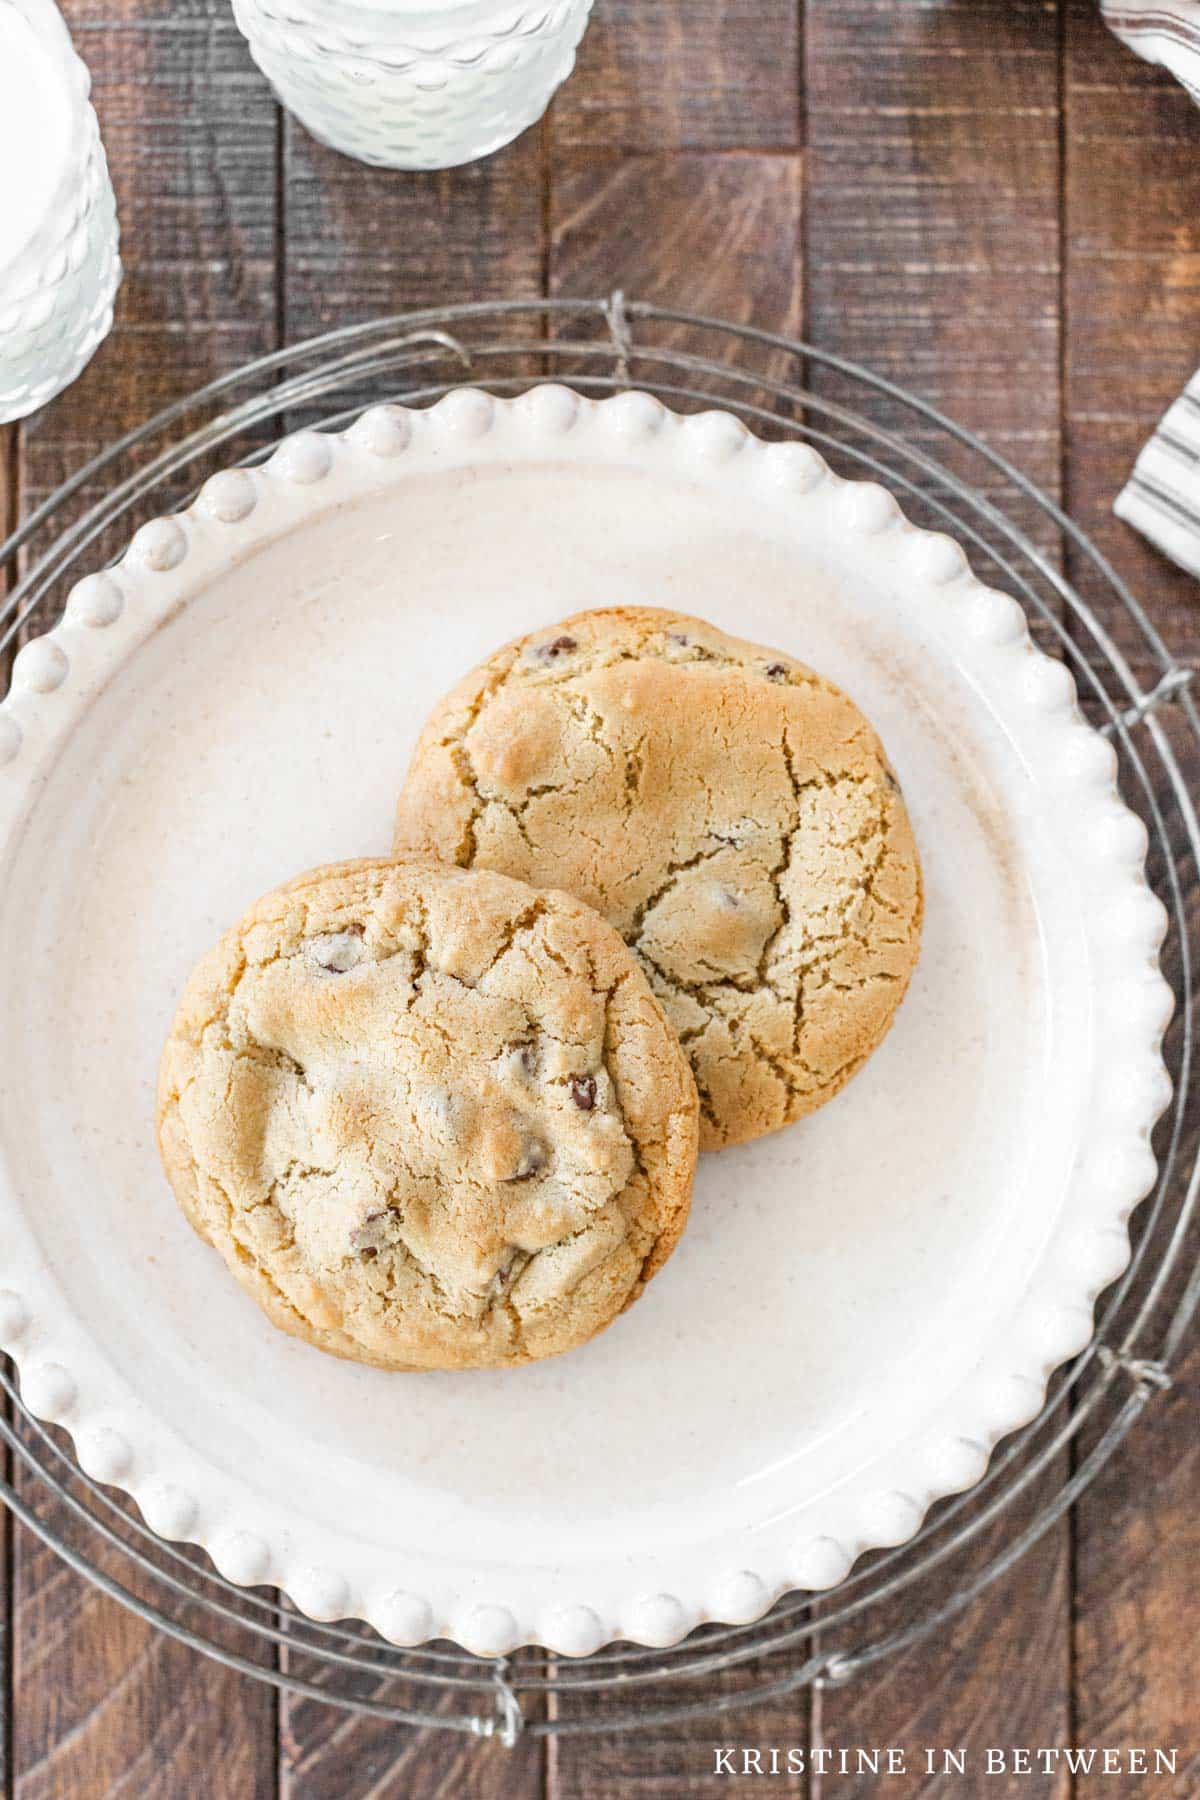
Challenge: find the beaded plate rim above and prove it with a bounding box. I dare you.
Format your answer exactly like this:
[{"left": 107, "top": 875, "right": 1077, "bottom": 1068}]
[{"left": 0, "top": 386, "right": 1173, "bottom": 1655}]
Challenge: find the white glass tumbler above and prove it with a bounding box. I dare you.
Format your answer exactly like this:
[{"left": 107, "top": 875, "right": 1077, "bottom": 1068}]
[
  {"left": 231, "top": 0, "right": 595, "bottom": 170},
  {"left": 0, "top": 0, "right": 120, "bottom": 424}
]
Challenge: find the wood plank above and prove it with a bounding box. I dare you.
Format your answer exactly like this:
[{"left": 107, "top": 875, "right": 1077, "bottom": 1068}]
[
  {"left": 283, "top": 129, "right": 545, "bottom": 334},
  {"left": 804, "top": 5, "right": 1072, "bottom": 1789},
  {"left": 2, "top": 420, "right": 17, "bottom": 671},
  {"left": 282, "top": 124, "right": 545, "bottom": 429},
  {"left": 1065, "top": 6, "right": 1200, "bottom": 1786},
  {"left": 1068, "top": 813, "right": 1200, "bottom": 1796},
  {"left": 276, "top": 118, "right": 549, "bottom": 1799},
  {"left": 806, "top": 0, "right": 1061, "bottom": 562},
  {"left": 1063, "top": 0, "right": 1200, "bottom": 674},
  {"left": 548, "top": 150, "right": 802, "bottom": 383},
  {"left": 552, "top": 0, "right": 801, "bottom": 153},
  {"left": 546, "top": 1658, "right": 808, "bottom": 1799},
  {"left": 1, "top": 425, "right": 15, "bottom": 545},
  {"left": 279, "top": 1652, "right": 543, "bottom": 1799},
  {"left": 1078, "top": 1359, "right": 1200, "bottom": 1800},
  {"left": 11, "top": 2, "right": 281, "bottom": 1793},
  {"left": 811, "top": 1504, "right": 1071, "bottom": 1798},
  {"left": 11, "top": 1486, "right": 277, "bottom": 1800}
]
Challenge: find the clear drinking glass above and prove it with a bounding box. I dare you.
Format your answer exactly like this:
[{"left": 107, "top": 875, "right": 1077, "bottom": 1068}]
[
  {"left": 0, "top": 0, "right": 121, "bottom": 425},
  {"left": 230, "top": 0, "right": 595, "bottom": 170}
]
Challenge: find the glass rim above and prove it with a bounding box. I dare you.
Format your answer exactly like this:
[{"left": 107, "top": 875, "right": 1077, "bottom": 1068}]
[{"left": 0, "top": 0, "right": 100, "bottom": 285}]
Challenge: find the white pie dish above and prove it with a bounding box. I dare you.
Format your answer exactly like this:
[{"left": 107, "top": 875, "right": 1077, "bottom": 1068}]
[{"left": 0, "top": 386, "right": 1172, "bottom": 1655}]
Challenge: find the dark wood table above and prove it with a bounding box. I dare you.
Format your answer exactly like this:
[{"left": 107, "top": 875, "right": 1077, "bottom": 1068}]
[{"left": 2, "top": 2, "right": 1199, "bottom": 1794}]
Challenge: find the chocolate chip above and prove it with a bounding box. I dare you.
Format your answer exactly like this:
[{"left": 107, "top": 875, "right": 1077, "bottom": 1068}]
[
  {"left": 515, "top": 1043, "right": 537, "bottom": 1076},
  {"left": 570, "top": 1074, "right": 597, "bottom": 1111},
  {"left": 307, "top": 926, "right": 364, "bottom": 975},
  {"left": 668, "top": 632, "right": 689, "bottom": 647},
  {"left": 350, "top": 1208, "right": 389, "bottom": 1253},
  {"left": 512, "top": 1138, "right": 547, "bottom": 1181},
  {"left": 535, "top": 634, "right": 577, "bottom": 660},
  {"left": 487, "top": 1249, "right": 528, "bottom": 1302},
  {"left": 765, "top": 662, "right": 789, "bottom": 680}
]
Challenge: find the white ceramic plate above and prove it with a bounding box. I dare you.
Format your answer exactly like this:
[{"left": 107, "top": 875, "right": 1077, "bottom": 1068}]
[{"left": 0, "top": 387, "right": 1172, "bottom": 1656}]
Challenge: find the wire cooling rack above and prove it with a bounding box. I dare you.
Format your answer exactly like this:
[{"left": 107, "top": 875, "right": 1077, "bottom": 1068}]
[{"left": 0, "top": 297, "right": 1197, "bottom": 1741}]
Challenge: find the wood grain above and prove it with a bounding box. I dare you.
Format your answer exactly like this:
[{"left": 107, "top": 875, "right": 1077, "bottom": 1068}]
[
  {"left": 281, "top": 123, "right": 545, "bottom": 429},
  {"left": 1063, "top": 0, "right": 1200, "bottom": 674},
  {"left": 1, "top": 420, "right": 17, "bottom": 677},
  {"left": 1065, "top": 10, "right": 1200, "bottom": 1794},
  {"left": 545, "top": 1661, "right": 808, "bottom": 1800},
  {"left": 283, "top": 128, "right": 545, "bottom": 334},
  {"left": 279, "top": 1654, "right": 542, "bottom": 1800},
  {"left": 1, "top": 425, "right": 15, "bottom": 545},
  {"left": 11, "top": 1493, "right": 277, "bottom": 1800},
  {"left": 804, "top": 5, "right": 1071, "bottom": 1791},
  {"left": 1069, "top": 916, "right": 1200, "bottom": 1800},
  {"left": 810, "top": 1498, "right": 1071, "bottom": 1800},
  {"left": 552, "top": 0, "right": 801, "bottom": 154},
  {"left": 805, "top": 0, "right": 1062, "bottom": 562},
  {"left": 548, "top": 150, "right": 802, "bottom": 383},
  {"left": 9, "top": 2, "right": 281, "bottom": 1793}
]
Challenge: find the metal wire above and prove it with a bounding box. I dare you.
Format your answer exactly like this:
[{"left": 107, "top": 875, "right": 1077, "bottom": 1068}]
[{"left": 1, "top": 297, "right": 1197, "bottom": 1740}]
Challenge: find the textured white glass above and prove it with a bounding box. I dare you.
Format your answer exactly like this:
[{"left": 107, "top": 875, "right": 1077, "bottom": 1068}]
[
  {"left": 0, "top": 0, "right": 121, "bottom": 425},
  {"left": 231, "top": 0, "right": 594, "bottom": 170}
]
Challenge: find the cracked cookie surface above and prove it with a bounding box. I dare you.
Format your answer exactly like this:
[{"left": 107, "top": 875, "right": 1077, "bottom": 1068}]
[
  {"left": 394, "top": 608, "right": 923, "bottom": 1150},
  {"left": 157, "top": 858, "right": 699, "bottom": 1370}
]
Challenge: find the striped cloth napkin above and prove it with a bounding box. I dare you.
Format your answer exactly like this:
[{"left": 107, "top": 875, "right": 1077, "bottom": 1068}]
[
  {"left": 1103, "top": 1, "right": 1200, "bottom": 103},
  {"left": 1113, "top": 372, "right": 1200, "bottom": 578},
  {"left": 1103, "top": 4, "right": 1200, "bottom": 573}
]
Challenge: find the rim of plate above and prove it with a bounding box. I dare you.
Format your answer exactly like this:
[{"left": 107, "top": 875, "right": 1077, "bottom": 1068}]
[{"left": 0, "top": 386, "right": 1174, "bottom": 1656}]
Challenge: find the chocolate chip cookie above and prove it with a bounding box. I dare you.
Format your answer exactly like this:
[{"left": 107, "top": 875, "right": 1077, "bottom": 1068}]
[
  {"left": 393, "top": 608, "right": 923, "bottom": 1150},
  {"left": 157, "top": 858, "right": 699, "bottom": 1370}
]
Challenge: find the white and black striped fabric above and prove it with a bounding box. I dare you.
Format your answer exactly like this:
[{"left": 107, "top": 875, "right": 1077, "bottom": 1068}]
[
  {"left": 1104, "top": 0, "right": 1200, "bottom": 105},
  {"left": 1103, "top": 5, "right": 1200, "bottom": 574},
  {"left": 1114, "top": 371, "right": 1200, "bottom": 579}
]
